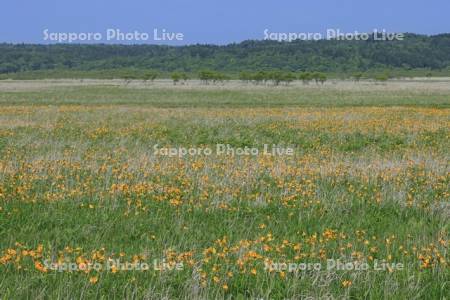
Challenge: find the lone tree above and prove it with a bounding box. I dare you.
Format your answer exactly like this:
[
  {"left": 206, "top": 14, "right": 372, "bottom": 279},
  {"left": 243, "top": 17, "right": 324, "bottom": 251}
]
[
  {"left": 180, "top": 72, "right": 189, "bottom": 84},
  {"left": 239, "top": 71, "right": 252, "bottom": 84},
  {"left": 171, "top": 72, "right": 182, "bottom": 85},
  {"left": 299, "top": 72, "right": 312, "bottom": 84},
  {"left": 318, "top": 73, "right": 327, "bottom": 85},
  {"left": 122, "top": 74, "right": 137, "bottom": 85},
  {"left": 310, "top": 72, "right": 327, "bottom": 85},
  {"left": 311, "top": 72, "right": 327, "bottom": 85},
  {"left": 214, "top": 72, "right": 229, "bottom": 84},
  {"left": 353, "top": 73, "right": 363, "bottom": 82},
  {"left": 251, "top": 71, "right": 269, "bottom": 85},
  {"left": 199, "top": 70, "right": 214, "bottom": 84},
  {"left": 269, "top": 71, "right": 284, "bottom": 86},
  {"left": 199, "top": 70, "right": 228, "bottom": 85},
  {"left": 143, "top": 71, "right": 158, "bottom": 83},
  {"left": 374, "top": 74, "right": 389, "bottom": 83},
  {"left": 282, "top": 72, "right": 297, "bottom": 85}
]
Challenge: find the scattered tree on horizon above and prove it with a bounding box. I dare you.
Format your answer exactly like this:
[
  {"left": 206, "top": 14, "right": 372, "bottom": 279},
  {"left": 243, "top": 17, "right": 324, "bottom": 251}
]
[
  {"left": 171, "top": 72, "right": 181, "bottom": 85},
  {"left": 299, "top": 72, "right": 312, "bottom": 84},
  {"left": 180, "top": 72, "right": 189, "bottom": 83},
  {"left": 143, "top": 71, "right": 158, "bottom": 83},
  {"left": 311, "top": 72, "right": 327, "bottom": 85},
  {"left": 374, "top": 73, "right": 389, "bottom": 83},
  {"left": 353, "top": 73, "right": 363, "bottom": 82},
  {"left": 199, "top": 70, "right": 229, "bottom": 85}
]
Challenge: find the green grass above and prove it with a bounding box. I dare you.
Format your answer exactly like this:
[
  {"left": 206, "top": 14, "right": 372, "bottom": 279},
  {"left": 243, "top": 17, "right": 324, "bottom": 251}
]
[
  {"left": 0, "top": 81, "right": 448, "bottom": 299},
  {"left": 0, "top": 84, "right": 449, "bottom": 107}
]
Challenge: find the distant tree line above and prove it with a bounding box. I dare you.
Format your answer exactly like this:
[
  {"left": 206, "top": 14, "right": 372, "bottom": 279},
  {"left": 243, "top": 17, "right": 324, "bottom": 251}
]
[{"left": 1, "top": 33, "right": 450, "bottom": 75}]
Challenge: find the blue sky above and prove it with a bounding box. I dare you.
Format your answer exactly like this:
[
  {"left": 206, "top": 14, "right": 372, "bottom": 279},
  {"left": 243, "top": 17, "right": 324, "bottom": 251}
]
[{"left": 2, "top": 0, "right": 449, "bottom": 45}]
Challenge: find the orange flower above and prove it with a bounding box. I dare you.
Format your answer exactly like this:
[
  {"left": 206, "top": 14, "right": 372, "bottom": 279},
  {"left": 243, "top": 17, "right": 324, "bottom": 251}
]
[
  {"left": 34, "top": 261, "right": 48, "bottom": 273},
  {"left": 89, "top": 276, "right": 98, "bottom": 284},
  {"left": 342, "top": 280, "right": 352, "bottom": 288}
]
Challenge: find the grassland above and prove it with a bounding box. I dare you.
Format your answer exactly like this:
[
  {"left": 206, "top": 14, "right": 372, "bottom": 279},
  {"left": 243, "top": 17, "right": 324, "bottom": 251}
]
[{"left": 0, "top": 80, "right": 449, "bottom": 299}]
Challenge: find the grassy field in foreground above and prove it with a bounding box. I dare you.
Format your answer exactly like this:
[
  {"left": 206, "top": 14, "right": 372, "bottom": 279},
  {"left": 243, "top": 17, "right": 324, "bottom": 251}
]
[{"left": 0, "top": 81, "right": 449, "bottom": 299}]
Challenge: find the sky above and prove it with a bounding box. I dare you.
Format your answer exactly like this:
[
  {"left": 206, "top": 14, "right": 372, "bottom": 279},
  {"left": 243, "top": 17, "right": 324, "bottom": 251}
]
[{"left": 1, "top": 0, "right": 449, "bottom": 45}]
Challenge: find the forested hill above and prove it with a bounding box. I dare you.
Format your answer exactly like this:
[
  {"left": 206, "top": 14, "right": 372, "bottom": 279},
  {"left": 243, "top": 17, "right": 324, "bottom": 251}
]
[{"left": 1, "top": 33, "right": 450, "bottom": 74}]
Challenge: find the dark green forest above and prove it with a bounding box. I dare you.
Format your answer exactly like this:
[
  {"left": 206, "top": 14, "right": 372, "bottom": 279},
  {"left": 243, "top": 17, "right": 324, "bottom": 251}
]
[{"left": 1, "top": 33, "right": 450, "bottom": 78}]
